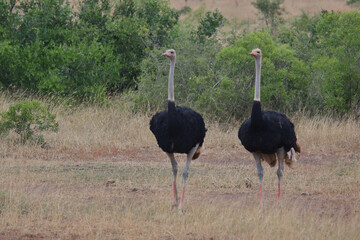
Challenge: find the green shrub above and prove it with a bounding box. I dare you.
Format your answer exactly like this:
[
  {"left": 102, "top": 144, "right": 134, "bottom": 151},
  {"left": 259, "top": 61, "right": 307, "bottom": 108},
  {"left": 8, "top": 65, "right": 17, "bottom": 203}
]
[
  {"left": 38, "top": 41, "right": 123, "bottom": 101},
  {"left": 0, "top": 100, "right": 59, "bottom": 145},
  {"left": 275, "top": 11, "right": 360, "bottom": 114},
  {"left": 0, "top": 0, "right": 180, "bottom": 98},
  {"left": 311, "top": 11, "right": 360, "bottom": 113},
  {"left": 16, "top": 0, "right": 74, "bottom": 45},
  {"left": 135, "top": 23, "right": 223, "bottom": 117},
  {"left": 217, "top": 31, "right": 310, "bottom": 115},
  {"left": 0, "top": 41, "right": 19, "bottom": 88},
  {"left": 78, "top": 0, "right": 110, "bottom": 30}
]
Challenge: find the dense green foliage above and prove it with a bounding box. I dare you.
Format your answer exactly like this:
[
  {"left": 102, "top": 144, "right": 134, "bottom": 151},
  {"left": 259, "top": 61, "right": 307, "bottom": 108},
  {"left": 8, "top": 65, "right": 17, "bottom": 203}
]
[
  {"left": 0, "top": 0, "right": 359, "bottom": 121},
  {"left": 0, "top": 100, "right": 59, "bottom": 144},
  {"left": 194, "top": 9, "right": 225, "bottom": 42},
  {"left": 0, "top": 0, "right": 179, "bottom": 100},
  {"left": 277, "top": 10, "right": 360, "bottom": 114}
]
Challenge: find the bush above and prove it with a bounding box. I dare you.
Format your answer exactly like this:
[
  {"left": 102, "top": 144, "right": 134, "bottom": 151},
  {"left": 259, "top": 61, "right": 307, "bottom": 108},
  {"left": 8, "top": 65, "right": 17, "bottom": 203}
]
[
  {"left": 0, "top": 0, "right": 179, "bottom": 99},
  {"left": 38, "top": 41, "right": 123, "bottom": 101},
  {"left": 0, "top": 41, "right": 20, "bottom": 88},
  {"left": 217, "top": 31, "right": 310, "bottom": 116},
  {"left": 311, "top": 11, "right": 360, "bottom": 113},
  {"left": 135, "top": 23, "right": 223, "bottom": 117},
  {"left": 0, "top": 100, "right": 59, "bottom": 145},
  {"left": 16, "top": 0, "right": 74, "bottom": 45}
]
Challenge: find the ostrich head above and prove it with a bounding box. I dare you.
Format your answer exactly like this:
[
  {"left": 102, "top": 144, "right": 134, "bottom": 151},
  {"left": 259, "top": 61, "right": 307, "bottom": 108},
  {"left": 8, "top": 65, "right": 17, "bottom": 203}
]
[
  {"left": 250, "top": 48, "right": 262, "bottom": 59},
  {"left": 162, "top": 49, "right": 176, "bottom": 60}
]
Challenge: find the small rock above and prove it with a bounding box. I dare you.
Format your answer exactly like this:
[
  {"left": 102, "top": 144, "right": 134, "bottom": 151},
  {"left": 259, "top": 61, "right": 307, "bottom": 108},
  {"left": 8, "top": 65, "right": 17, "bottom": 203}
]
[
  {"left": 244, "top": 177, "right": 253, "bottom": 189},
  {"left": 106, "top": 180, "right": 115, "bottom": 187}
]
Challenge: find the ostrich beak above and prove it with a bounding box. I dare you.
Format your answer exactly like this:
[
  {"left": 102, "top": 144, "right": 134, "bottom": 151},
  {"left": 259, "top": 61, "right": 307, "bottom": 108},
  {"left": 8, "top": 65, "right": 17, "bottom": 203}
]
[
  {"left": 162, "top": 52, "right": 171, "bottom": 57},
  {"left": 250, "top": 52, "right": 256, "bottom": 57}
]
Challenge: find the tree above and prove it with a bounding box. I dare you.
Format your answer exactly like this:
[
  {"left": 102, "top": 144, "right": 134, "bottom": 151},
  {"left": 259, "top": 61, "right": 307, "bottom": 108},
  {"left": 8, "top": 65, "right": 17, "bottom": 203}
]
[
  {"left": 195, "top": 9, "right": 225, "bottom": 43},
  {"left": 347, "top": 0, "right": 360, "bottom": 5},
  {"left": 251, "top": 0, "right": 285, "bottom": 34}
]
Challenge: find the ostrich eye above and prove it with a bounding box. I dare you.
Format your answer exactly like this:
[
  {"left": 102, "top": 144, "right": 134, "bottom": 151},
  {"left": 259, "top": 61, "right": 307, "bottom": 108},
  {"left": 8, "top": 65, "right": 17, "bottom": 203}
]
[
  {"left": 257, "top": 51, "right": 260, "bottom": 53},
  {"left": 170, "top": 51, "right": 174, "bottom": 54}
]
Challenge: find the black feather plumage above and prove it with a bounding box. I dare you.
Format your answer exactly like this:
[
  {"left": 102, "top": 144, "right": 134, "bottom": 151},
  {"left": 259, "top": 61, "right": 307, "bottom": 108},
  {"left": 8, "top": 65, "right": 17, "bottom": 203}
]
[
  {"left": 150, "top": 101, "right": 206, "bottom": 154},
  {"left": 238, "top": 101, "right": 299, "bottom": 154}
]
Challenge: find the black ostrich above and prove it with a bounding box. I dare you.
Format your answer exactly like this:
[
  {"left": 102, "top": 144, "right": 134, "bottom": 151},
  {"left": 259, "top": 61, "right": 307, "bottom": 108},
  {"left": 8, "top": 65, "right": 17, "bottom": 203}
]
[
  {"left": 150, "top": 49, "right": 206, "bottom": 210},
  {"left": 238, "top": 48, "right": 301, "bottom": 206}
]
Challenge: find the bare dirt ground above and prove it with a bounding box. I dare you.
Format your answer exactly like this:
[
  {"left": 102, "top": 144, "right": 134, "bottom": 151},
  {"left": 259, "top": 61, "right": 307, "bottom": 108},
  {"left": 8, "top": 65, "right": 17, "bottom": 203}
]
[{"left": 0, "top": 143, "right": 359, "bottom": 239}]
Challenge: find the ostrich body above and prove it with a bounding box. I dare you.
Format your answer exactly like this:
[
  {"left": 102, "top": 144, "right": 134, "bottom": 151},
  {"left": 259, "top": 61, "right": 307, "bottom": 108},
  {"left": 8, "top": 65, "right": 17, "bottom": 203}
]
[
  {"left": 150, "top": 49, "right": 206, "bottom": 210},
  {"left": 238, "top": 48, "right": 301, "bottom": 206}
]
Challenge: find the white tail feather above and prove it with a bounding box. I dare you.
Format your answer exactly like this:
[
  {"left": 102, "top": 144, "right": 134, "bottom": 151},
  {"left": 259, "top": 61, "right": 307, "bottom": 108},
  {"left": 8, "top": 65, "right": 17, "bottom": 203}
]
[{"left": 285, "top": 148, "right": 299, "bottom": 168}]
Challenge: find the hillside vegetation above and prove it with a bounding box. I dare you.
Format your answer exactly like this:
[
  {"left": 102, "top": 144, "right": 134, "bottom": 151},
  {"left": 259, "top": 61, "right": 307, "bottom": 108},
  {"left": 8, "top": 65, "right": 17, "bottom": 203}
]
[{"left": 0, "top": 0, "right": 359, "bottom": 121}]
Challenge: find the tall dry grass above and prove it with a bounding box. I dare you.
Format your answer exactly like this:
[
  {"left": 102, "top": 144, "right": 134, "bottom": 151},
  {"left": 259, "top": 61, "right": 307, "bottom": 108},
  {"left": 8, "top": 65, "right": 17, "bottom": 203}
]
[
  {"left": 0, "top": 90, "right": 359, "bottom": 164},
  {"left": 1, "top": 91, "right": 359, "bottom": 157},
  {"left": 0, "top": 93, "right": 359, "bottom": 239}
]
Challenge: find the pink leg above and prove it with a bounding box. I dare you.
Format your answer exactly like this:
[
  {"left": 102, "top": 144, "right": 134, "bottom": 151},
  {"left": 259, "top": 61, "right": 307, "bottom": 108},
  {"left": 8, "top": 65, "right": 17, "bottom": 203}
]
[
  {"left": 278, "top": 182, "right": 281, "bottom": 201},
  {"left": 178, "top": 144, "right": 199, "bottom": 210},
  {"left": 178, "top": 186, "right": 185, "bottom": 210},
  {"left": 167, "top": 153, "right": 178, "bottom": 207}
]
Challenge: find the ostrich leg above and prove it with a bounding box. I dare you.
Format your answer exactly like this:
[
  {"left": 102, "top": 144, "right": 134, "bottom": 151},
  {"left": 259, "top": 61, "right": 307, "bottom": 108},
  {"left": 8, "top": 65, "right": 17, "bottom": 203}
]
[
  {"left": 178, "top": 144, "right": 199, "bottom": 210},
  {"left": 167, "top": 153, "right": 178, "bottom": 207},
  {"left": 276, "top": 147, "right": 285, "bottom": 203},
  {"left": 253, "top": 152, "right": 264, "bottom": 207}
]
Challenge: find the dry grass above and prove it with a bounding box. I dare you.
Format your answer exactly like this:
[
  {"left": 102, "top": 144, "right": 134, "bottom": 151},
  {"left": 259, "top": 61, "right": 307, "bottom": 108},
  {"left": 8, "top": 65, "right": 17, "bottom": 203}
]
[
  {"left": 65, "top": 0, "right": 355, "bottom": 22},
  {"left": 169, "top": 0, "right": 354, "bottom": 21},
  {"left": 0, "top": 94, "right": 359, "bottom": 239}
]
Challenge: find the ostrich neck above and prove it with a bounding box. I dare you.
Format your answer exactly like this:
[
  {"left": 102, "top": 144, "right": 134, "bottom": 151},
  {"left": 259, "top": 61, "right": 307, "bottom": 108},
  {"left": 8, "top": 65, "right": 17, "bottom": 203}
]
[
  {"left": 167, "top": 58, "right": 177, "bottom": 136},
  {"left": 168, "top": 58, "right": 175, "bottom": 102},
  {"left": 254, "top": 57, "right": 261, "bottom": 101},
  {"left": 251, "top": 57, "right": 263, "bottom": 128}
]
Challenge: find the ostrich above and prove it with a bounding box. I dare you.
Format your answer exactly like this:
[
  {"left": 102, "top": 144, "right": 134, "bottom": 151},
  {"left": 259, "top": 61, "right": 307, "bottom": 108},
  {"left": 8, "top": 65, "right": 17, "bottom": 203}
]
[
  {"left": 238, "top": 48, "right": 301, "bottom": 206},
  {"left": 150, "top": 49, "right": 206, "bottom": 210}
]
